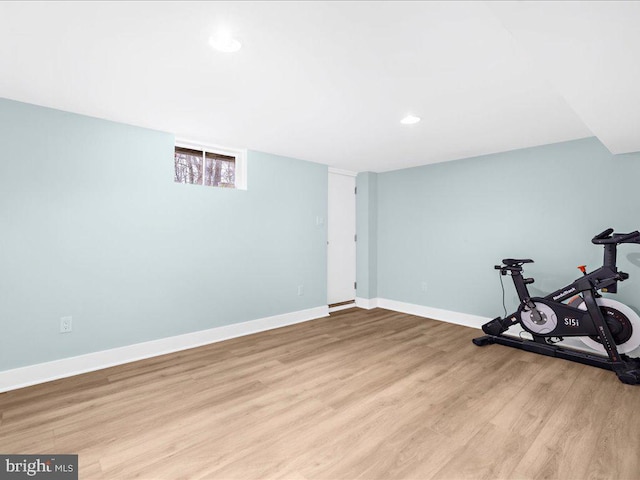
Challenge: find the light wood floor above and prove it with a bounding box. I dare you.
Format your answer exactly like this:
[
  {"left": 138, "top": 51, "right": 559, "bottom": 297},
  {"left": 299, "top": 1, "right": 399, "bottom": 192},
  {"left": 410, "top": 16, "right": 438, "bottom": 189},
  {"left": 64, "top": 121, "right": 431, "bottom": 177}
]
[{"left": 2, "top": 308, "right": 639, "bottom": 480}]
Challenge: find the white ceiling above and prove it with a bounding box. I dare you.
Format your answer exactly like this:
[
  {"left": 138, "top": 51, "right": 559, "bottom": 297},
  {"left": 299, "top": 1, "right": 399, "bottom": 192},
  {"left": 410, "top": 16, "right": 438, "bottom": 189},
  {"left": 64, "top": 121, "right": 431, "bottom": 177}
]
[{"left": 0, "top": 1, "right": 638, "bottom": 172}]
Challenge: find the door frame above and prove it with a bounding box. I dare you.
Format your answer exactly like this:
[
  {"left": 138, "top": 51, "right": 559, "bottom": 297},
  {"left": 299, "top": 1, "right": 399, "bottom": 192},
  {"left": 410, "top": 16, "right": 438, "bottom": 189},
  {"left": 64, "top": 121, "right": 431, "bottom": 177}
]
[{"left": 327, "top": 167, "right": 357, "bottom": 312}]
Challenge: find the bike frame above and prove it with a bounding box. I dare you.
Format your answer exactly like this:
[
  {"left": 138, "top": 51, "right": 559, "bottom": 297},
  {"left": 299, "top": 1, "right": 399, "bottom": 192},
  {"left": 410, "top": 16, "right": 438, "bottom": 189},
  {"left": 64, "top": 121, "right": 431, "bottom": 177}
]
[
  {"left": 504, "top": 261, "right": 624, "bottom": 363},
  {"left": 473, "top": 229, "right": 640, "bottom": 384}
]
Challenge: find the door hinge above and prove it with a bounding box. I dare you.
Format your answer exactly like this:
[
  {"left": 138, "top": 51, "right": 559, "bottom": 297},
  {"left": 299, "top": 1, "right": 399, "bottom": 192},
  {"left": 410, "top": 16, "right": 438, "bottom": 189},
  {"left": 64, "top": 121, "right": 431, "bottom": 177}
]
[
  {"left": 354, "top": 234, "right": 357, "bottom": 242},
  {"left": 354, "top": 186, "right": 357, "bottom": 194},
  {"left": 354, "top": 282, "right": 357, "bottom": 289}
]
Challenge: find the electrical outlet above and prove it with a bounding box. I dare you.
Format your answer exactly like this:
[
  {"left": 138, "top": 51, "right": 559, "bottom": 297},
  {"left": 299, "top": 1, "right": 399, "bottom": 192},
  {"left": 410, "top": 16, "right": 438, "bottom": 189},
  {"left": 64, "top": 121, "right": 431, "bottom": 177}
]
[
  {"left": 60, "top": 316, "right": 72, "bottom": 333},
  {"left": 297, "top": 285, "right": 304, "bottom": 296}
]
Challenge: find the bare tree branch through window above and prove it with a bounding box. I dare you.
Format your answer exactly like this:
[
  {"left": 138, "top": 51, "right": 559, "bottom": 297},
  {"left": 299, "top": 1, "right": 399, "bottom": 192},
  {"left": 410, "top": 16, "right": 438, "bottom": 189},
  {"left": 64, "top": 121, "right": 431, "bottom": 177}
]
[
  {"left": 174, "top": 146, "right": 236, "bottom": 188},
  {"left": 205, "top": 152, "right": 235, "bottom": 188}
]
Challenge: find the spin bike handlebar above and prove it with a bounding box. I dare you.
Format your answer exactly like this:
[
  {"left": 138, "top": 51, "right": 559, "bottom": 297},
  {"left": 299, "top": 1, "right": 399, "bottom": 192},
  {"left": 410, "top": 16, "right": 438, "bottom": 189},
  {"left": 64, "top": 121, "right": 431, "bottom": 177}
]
[
  {"left": 592, "top": 228, "right": 640, "bottom": 245},
  {"left": 592, "top": 228, "right": 614, "bottom": 243}
]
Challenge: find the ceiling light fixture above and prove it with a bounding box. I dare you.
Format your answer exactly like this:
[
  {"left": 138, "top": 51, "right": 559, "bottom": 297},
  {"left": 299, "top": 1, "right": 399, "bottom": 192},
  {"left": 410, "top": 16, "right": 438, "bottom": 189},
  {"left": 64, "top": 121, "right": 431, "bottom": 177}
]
[
  {"left": 401, "top": 115, "right": 421, "bottom": 125},
  {"left": 209, "top": 30, "right": 242, "bottom": 53}
]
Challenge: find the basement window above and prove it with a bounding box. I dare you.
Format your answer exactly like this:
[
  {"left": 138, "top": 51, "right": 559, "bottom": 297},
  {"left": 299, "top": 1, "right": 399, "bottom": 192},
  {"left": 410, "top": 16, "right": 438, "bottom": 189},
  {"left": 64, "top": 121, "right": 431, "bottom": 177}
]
[{"left": 174, "top": 141, "right": 247, "bottom": 189}]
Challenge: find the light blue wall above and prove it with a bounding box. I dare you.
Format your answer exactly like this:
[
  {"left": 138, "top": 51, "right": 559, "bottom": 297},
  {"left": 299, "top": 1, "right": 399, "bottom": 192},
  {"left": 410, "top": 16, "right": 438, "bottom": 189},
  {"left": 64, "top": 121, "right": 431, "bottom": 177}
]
[
  {"left": 376, "top": 137, "right": 640, "bottom": 318},
  {"left": 0, "top": 98, "right": 327, "bottom": 371},
  {"left": 356, "top": 172, "right": 378, "bottom": 299}
]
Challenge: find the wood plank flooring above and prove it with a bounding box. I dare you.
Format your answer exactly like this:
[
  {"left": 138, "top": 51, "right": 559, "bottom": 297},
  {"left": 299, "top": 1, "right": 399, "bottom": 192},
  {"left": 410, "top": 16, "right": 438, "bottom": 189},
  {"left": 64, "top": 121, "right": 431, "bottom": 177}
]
[{"left": 1, "top": 308, "right": 639, "bottom": 479}]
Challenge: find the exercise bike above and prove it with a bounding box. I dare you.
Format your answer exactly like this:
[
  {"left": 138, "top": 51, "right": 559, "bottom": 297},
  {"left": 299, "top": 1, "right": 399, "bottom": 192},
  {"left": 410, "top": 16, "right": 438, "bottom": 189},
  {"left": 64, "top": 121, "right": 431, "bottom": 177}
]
[{"left": 473, "top": 228, "right": 640, "bottom": 385}]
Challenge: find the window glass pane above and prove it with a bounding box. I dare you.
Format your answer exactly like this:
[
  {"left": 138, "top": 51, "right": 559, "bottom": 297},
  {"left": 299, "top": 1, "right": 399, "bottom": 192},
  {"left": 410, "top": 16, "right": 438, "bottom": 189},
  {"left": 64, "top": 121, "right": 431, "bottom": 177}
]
[
  {"left": 205, "top": 152, "right": 236, "bottom": 188},
  {"left": 174, "top": 148, "right": 203, "bottom": 184}
]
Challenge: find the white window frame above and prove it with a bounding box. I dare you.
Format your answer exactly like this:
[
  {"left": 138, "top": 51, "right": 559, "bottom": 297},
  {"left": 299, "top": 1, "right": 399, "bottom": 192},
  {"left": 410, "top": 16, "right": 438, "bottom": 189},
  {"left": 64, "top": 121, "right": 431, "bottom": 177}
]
[{"left": 175, "top": 138, "right": 247, "bottom": 190}]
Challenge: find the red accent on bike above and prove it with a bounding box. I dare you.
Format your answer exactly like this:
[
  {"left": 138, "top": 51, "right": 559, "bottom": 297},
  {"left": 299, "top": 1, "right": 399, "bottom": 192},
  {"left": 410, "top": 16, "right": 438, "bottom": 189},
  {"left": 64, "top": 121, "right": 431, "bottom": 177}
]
[{"left": 578, "top": 265, "right": 587, "bottom": 274}]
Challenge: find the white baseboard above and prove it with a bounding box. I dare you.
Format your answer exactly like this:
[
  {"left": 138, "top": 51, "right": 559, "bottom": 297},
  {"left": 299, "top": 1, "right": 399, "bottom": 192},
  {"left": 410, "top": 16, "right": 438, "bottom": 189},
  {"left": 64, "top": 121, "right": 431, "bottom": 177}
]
[
  {"left": 372, "top": 299, "right": 631, "bottom": 356},
  {"left": 374, "top": 298, "right": 490, "bottom": 329},
  {"left": 355, "top": 297, "right": 379, "bottom": 309},
  {"left": 0, "top": 305, "right": 328, "bottom": 393}
]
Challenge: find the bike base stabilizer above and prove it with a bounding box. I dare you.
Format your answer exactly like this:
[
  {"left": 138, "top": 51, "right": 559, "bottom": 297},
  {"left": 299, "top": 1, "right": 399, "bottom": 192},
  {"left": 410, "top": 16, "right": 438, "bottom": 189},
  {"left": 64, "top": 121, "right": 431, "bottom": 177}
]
[{"left": 473, "top": 334, "right": 640, "bottom": 385}]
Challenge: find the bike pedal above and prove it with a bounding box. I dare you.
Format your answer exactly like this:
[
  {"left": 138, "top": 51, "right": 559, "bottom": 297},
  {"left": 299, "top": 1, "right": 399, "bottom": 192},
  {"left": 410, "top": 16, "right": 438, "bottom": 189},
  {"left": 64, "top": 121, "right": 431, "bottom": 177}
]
[{"left": 482, "top": 317, "right": 507, "bottom": 336}]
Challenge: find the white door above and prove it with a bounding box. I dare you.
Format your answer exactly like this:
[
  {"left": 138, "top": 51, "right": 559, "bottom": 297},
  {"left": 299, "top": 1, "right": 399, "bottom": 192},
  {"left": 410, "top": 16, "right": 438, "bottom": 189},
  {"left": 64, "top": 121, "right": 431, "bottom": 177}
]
[{"left": 327, "top": 170, "right": 356, "bottom": 305}]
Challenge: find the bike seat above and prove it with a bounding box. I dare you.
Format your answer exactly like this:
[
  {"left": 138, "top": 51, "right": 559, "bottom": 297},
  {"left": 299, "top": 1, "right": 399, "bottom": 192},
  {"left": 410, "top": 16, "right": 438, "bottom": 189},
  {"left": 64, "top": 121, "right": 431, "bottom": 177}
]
[{"left": 502, "top": 258, "right": 534, "bottom": 266}]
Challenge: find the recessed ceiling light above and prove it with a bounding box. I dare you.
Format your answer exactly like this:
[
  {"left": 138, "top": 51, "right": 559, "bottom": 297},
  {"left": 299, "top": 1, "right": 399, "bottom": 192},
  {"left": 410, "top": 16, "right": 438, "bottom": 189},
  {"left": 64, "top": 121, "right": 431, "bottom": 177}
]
[
  {"left": 401, "top": 115, "right": 421, "bottom": 125},
  {"left": 209, "top": 30, "right": 242, "bottom": 53}
]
